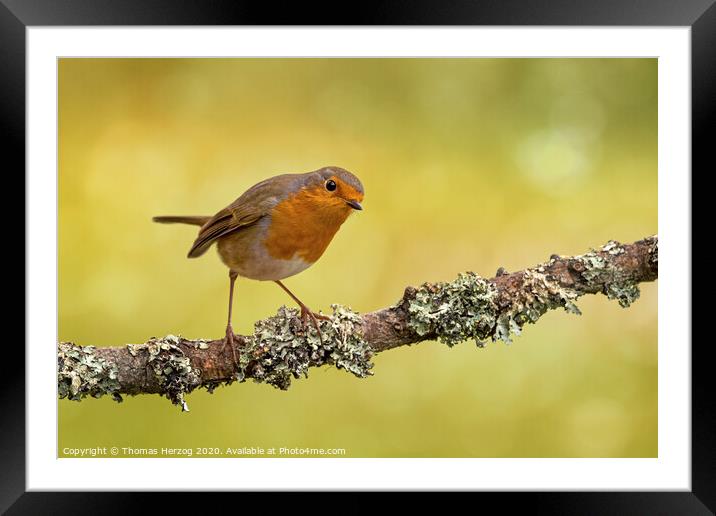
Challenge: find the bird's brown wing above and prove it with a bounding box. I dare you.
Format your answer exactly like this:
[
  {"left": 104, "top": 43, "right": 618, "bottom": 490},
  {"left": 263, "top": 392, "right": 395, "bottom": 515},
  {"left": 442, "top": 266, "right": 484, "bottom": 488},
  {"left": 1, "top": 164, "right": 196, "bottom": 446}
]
[
  {"left": 186, "top": 208, "right": 248, "bottom": 258},
  {"left": 187, "top": 174, "right": 301, "bottom": 258}
]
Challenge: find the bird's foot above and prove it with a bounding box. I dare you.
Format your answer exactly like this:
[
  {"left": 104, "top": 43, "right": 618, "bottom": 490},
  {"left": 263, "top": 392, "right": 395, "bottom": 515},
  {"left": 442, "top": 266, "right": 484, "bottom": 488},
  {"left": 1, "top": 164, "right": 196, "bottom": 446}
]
[
  {"left": 220, "top": 324, "right": 240, "bottom": 373},
  {"left": 299, "top": 305, "right": 330, "bottom": 344},
  {"left": 219, "top": 324, "right": 234, "bottom": 351}
]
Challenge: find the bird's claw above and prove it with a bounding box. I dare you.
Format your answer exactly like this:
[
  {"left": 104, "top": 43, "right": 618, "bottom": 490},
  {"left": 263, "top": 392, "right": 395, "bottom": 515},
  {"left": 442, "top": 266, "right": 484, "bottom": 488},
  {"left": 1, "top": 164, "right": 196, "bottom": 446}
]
[
  {"left": 220, "top": 325, "right": 240, "bottom": 371},
  {"left": 299, "top": 306, "right": 330, "bottom": 344}
]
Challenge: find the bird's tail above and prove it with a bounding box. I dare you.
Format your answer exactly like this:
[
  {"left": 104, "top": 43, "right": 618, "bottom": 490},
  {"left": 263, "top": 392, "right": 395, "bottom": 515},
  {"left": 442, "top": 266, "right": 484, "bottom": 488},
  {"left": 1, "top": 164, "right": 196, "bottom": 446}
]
[{"left": 152, "top": 215, "right": 210, "bottom": 227}]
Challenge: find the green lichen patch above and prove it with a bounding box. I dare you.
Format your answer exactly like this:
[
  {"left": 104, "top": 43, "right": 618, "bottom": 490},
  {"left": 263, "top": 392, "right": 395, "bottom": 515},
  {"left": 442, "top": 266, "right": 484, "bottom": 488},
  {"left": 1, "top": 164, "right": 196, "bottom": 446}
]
[
  {"left": 494, "top": 313, "right": 523, "bottom": 344},
  {"left": 575, "top": 244, "right": 641, "bottom": 308},
  {"left": 406, "top": 272, "right": 498, "bottom": 347},
  {"left": 146, "top": 336, "right": 201, "bottom": 411},
  {"left": 494, "top": 269, "right": 583, "bottom": 344},
  {"left": 239, "top": 304, "right": 373, "bottom": 390},
  {"left": 605, "top": 281, "right": 641, "bottom": 308},
  {"left": 405, "top": 269, "right": 585, "bottom": 347},
  {"left": 578, "top": 252, "right": 609, "bottom": 283},
  {"left": 601, "top": 240, "right": 625, "bottom": 255},
  {"left": 58, "top": 342, "right": 122, "bottom": 403}
]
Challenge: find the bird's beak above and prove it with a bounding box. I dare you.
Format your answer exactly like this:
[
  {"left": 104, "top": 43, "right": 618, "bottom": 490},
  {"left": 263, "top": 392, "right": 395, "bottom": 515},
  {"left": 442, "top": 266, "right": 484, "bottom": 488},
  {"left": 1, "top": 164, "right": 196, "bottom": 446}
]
[{"left": 346, "top": 200, "right": 363, "bottom": 210}]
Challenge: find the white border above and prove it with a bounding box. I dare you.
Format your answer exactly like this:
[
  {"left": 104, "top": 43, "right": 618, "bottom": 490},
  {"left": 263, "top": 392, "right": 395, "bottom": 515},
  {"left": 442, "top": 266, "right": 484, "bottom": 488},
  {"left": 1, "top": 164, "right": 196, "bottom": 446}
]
[{"left": 28, "top": 27, "right": 690, "bottom": 490}]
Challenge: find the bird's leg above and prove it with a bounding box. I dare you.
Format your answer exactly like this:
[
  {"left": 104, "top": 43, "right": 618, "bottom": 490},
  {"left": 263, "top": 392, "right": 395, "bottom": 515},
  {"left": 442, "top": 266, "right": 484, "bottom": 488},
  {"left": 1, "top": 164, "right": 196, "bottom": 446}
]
[
  {"left": 220, "top": 270, "right": 240, "bottom": 370},
  {"left": 274, "top": 280, "right": 330, "bottom": 344}
]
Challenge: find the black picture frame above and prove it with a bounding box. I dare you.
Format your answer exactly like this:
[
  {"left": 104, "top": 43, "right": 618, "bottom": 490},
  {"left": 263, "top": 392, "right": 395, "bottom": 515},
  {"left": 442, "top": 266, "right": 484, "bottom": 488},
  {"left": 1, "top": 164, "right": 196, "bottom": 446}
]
[{"left": 5, "top": 0, "right": 707, "bottom": 511}]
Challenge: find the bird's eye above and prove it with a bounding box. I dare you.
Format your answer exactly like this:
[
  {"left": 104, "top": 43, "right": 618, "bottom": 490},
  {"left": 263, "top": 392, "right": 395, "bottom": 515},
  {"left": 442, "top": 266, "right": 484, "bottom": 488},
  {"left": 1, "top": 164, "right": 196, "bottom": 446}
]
[{"left": 325, "top": 180, "right": 337, "bottom": 192}]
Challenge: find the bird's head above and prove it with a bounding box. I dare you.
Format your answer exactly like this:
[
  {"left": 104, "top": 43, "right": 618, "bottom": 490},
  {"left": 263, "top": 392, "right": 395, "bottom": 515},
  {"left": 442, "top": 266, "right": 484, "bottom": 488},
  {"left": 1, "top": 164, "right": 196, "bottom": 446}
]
[{"left": 304, "top": 166, "right": 364, "bottom": 215}]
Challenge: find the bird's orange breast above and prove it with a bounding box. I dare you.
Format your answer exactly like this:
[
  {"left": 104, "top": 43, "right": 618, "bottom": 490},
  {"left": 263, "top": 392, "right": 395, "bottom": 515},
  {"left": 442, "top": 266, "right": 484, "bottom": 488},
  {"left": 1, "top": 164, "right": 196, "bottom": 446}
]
[{"left": 263, "top": 187, "right": 352, "bottom": 263}]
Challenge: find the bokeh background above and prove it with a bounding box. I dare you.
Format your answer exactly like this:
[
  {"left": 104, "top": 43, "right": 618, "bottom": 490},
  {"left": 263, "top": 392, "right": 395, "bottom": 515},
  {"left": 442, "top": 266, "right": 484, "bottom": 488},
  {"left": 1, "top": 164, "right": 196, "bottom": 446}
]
[{"left": 58, "top": 58, "right": 657, "bottom": 458}]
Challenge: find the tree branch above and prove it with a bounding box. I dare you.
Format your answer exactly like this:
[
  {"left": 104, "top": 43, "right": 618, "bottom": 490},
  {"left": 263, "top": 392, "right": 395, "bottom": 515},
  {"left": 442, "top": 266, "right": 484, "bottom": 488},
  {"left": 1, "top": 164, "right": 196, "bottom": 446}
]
[{"left": 58, "top": 235, "right": 658, "bottom": 411}]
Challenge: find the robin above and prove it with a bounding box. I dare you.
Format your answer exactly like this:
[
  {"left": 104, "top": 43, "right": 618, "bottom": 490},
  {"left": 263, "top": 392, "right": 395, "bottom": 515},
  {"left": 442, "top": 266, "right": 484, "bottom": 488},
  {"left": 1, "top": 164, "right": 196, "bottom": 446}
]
[{"left": 153, "top": 166, "right": 364, "bottom": 364}]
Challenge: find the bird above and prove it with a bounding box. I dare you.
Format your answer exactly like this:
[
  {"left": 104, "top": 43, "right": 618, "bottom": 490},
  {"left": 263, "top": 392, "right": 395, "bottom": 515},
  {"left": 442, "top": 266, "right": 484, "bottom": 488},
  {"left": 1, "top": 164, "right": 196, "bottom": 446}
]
[{"left": 153, "top": 166, "right": 364, "bottom": 365}]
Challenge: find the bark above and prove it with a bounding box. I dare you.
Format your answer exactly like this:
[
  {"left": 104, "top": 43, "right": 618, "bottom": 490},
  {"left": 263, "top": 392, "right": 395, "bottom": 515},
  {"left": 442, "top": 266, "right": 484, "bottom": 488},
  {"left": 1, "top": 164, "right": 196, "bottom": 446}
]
[{"left": 58, "top": 235, "right": 658, "bottom": 411}]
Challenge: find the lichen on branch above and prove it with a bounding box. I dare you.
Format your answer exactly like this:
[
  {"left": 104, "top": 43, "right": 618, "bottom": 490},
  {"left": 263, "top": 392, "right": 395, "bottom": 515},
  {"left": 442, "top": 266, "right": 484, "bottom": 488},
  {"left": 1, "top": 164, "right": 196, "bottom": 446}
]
[
  {"left": 58, "top": 342, "right": 121, "bottom": 402},
  {"left": 405, "top": 272, "right": 498, "bottom": 346},
  {"left": 57, "top": 235, "right": 658, "bottom": 410},
  {"left": 239, "top": 304, "right": 373, "bottom": 390}
]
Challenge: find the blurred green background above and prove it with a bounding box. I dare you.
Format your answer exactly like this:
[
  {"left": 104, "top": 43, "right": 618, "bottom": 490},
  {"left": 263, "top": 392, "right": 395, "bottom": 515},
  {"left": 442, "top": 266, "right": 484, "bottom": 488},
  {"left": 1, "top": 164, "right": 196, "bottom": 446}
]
[{"left": 58, "top": 58, "right": 657, "bottom": 458}]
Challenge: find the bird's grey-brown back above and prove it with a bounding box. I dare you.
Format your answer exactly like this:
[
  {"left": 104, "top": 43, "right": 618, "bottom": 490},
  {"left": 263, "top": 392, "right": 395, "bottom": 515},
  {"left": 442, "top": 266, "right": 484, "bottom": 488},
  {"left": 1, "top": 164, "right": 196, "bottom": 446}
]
[
  {"left": 185, "top": 172, "right": 309, "bottom": 259},
  {"left": 183, "top": 175, "right": 292, "bottom": 259},
  {"left": 227, "top": 173, "right": 302, "bottom": 215}
]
